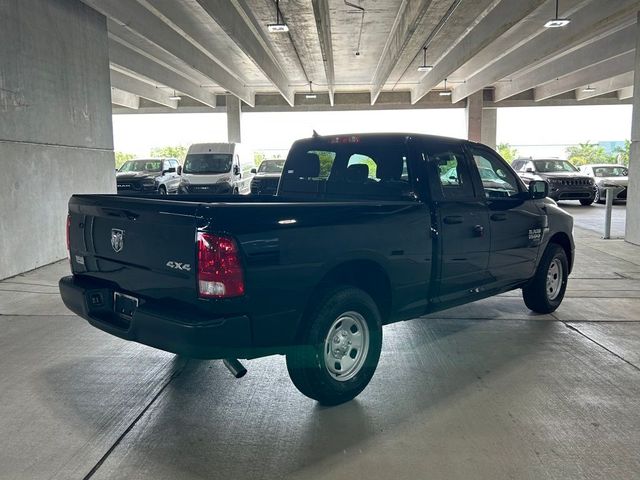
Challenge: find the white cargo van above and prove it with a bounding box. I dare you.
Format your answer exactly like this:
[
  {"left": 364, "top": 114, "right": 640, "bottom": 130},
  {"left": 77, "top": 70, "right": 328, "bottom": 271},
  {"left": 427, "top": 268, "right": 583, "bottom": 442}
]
[{"left": 178, "top": 143, "right": 254, "bottom": 195}]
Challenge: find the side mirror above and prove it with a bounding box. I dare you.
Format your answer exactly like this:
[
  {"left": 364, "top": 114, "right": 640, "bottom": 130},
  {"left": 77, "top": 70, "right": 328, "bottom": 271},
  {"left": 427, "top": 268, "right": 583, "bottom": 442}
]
[
  {"left": 525, "top": 167, "right": 534, "bottom": 173},
  {"left": 250, "top": 168, "right": 257, "bottom": 174},
  {"left": 233, "top": 165, "right": 240, "bottom": 176},
  {"left": 177, "top": 165, "right": 182, "bottom": 175},
  {"left": 529, "top": 180, "right": 548, "bottom": 200},
  {"left": 163, "top": 167, "right": 176, "bottom": 174}
]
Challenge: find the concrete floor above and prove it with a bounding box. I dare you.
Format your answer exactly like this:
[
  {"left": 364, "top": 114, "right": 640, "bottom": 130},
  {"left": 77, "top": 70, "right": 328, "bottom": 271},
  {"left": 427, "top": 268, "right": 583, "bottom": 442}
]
[{"left": 1, "top": 210, "right": 639, "bottom": 480}]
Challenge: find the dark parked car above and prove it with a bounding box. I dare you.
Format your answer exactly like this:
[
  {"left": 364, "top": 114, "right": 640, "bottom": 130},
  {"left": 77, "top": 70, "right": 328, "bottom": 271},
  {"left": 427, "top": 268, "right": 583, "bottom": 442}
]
[
  {"left": 250, "top": 159, "right": 285, "bottom": 195},
  {"left": 116, "top": 158, "right": 181, "bottom": 195},
  {"left": 511, "top": 158, "right": 596, "bottom": 205},
  {"left": 579, "top": 164, "right": 628, "bottom": 203},
  {"left": 61, "top": 133, "right": 574, "bottom": 405}
]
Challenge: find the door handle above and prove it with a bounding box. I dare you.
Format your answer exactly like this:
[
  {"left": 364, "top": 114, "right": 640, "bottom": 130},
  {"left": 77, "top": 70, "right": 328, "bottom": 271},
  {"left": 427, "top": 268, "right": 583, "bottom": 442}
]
[
  {"left": 473, "top": 225, "right": 485, "bottom": 237},
  {"left": 491, "top": 213, "right": 507, "bottom": 221},
  {"left": 443, "top": 215, "right": 464, "bottom": 224}
]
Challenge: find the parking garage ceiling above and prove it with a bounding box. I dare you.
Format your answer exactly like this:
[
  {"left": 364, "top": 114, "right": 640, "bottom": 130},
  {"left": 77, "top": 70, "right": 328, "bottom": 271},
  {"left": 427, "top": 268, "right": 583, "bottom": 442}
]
[{"left": 84, "top": 0, "right": 640, "bottom": 112}]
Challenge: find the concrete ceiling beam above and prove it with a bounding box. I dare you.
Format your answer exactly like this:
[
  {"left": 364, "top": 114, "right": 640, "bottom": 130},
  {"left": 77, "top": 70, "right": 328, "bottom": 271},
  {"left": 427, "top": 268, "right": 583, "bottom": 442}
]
[
  {"left": 109, "top": 37, "right": 218, "bottom": 108},
  {"left": 311, "top": 0, "right": 335, "bottom": 106},
  {"left": 106, "top": 20, "right": 216, "bottom": 89},
  {"left": 110, "top": 69, "right": 178, "bottom": 108},
  {"left": 494, "top": 23, "right": 637, "bottom": 102},
  {"left": 452, "top": 0, "right": 640, "bottom": 103},
  {"left": 619, "top": 86, "right": 634, "bottom": 100},
  {"left": 184, "top": 0, "right": 294, "bottom": 106},
  {"left": 411, "top": 0, "right": 547, "bottom": 104},
  {"left": 370, "top": 0, "right": 433, "bottom": 105},
  {"left": 576, "top": 72, "right": 634, "bottom": 100},
  {"left": 80, "top": 0, "right": 254, "bottom": 106},
  {"left": 534, "top": 51, "right": 635, "bottom": 101},
  {"left": 111, "top": 87, "right": 140, "bottom": 109}
]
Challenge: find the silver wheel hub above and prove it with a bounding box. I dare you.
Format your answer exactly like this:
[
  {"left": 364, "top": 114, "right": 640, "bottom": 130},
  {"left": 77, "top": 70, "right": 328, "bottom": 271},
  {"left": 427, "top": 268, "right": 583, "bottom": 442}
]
[
  {"left": 323, "top": 312, "right": 369, "bottom": 382},
  {"left": 546, "top": 258, "right": 563, "bottom": 301}
]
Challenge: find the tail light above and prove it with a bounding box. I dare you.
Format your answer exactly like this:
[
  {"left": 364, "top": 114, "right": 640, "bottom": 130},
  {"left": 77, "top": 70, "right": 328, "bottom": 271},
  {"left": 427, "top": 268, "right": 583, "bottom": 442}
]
[
  {"left": 197, "top": 232, "right": 245, "bottom": 298},
  {"left": 66, "top": 214, "right": 71, "bottom": 253}
]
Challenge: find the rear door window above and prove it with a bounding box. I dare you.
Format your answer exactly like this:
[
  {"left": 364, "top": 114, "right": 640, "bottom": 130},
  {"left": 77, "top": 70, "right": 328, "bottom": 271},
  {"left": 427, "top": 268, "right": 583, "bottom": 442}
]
[{"left": 423, "top": 146, "right": 475, "bottom": 200}]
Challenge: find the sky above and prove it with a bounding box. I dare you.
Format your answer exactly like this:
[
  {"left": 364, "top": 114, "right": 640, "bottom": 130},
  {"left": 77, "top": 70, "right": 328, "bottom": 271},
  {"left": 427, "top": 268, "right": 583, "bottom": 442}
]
[{"left": 112, "top": 104, "right": 633, "bottom": 159}]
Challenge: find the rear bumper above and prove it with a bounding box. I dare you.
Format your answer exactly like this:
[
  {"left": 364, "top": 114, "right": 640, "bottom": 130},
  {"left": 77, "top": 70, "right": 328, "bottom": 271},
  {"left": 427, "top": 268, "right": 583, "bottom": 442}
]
[{"left": 59, "top": 275, "right": 253, "bottom": 359}]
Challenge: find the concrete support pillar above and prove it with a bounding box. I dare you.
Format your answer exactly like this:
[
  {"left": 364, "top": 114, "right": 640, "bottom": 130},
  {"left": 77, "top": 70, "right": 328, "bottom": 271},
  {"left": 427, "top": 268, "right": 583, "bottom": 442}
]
[
  {"left": 226, "top": 95, "right": 242, "bottom": 143},
  {"left": 466, "top": 91, "right": 483, "bottom": 143},
  {"left": 0, "top": 0, "right": 115, "bottom": 279},
  {"left": 625, "top": 13, "right": 640, "bottom": 245},
  {"left": 481, "top": 108, "right": 497, "bottom": 150}
]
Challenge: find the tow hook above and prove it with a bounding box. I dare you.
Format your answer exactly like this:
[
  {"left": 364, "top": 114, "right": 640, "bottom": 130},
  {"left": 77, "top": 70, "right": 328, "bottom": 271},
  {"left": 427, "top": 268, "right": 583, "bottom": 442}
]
[{"left": 223, "top": 358, "right": 247, "bottom": 378}]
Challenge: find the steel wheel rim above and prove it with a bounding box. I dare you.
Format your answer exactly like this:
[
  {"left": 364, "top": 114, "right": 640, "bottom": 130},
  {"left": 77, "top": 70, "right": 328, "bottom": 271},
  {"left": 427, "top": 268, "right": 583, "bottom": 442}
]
[
  {"left": 546, "top": 258, "right": 563, "bottom": 301},
  {"left": 323, "top": 311, "right": 370, "bottom": 382}
]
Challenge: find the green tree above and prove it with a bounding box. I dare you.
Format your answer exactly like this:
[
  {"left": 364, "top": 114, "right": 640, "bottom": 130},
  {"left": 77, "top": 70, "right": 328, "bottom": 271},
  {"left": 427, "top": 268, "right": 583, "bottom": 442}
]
[
  {"left": 566, "top": 141, "right": 614, "bottom": 166},
  {"left": 612, "top": 140, "right": 631, "bottom": 165},
  {"left": 114, "top": 151, "right": 135, "bottom": 169},
  {"left": 497, "top": 143, "right": 518, "bottom": 162},
  {"left": 150, "top": 145, "right": 187, "bottom": 162},
  {"left": 254, "top": 151, "right": 266, "bottom": 166}
]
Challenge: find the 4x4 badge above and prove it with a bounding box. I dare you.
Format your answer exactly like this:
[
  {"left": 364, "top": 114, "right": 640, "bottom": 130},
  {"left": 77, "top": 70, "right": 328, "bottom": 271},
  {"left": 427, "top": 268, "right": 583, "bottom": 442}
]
[{"left": 111, "top": 229, "right": 125, "bottom": 253}]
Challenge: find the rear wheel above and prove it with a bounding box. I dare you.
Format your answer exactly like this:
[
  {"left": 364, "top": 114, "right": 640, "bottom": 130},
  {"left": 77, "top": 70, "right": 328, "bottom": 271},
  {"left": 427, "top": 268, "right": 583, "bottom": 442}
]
[
  {"left": 523, "top": 243, "right": 568, "bottom": 314},
  {"left": 286, "top": 286, "right": 382, "bottom": 406}
]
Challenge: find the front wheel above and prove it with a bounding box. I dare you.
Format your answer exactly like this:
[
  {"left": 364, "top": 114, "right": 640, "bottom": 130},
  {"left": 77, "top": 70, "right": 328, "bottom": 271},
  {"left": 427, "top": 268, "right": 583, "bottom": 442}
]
[
  {"left": 594, "top": 188, "right": 603, "bottom": 203},
  {"left": 286, "top": 286, "right": 382, "bottom": 406},
  {"left": 523, "top": 243, "right": 569, "bottom": 314},
  {"left": 580, "top": 198, "right": 594, "bottom": 206},
  {"left": 158, "top": 185, "right": 167, "bottom": 195}
]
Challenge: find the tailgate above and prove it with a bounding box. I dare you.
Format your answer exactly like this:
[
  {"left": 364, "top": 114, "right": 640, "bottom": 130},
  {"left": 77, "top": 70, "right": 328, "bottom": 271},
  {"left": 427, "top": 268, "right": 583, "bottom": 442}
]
[{"left": 68, "top": 195, "right": 201, "bottom": 302}]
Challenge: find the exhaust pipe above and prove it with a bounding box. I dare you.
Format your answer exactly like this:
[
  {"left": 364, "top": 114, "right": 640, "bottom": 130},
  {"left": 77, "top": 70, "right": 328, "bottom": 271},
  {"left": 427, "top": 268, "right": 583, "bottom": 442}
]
[{"left": 223, "top": 358, "right": 247, "bottom": 378}]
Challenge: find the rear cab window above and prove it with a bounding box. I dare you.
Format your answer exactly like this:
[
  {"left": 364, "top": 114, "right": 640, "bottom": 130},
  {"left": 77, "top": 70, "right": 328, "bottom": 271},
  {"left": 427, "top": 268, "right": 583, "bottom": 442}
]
[{"left": 279, "top": 135, "right": 418, "bottom": 200}]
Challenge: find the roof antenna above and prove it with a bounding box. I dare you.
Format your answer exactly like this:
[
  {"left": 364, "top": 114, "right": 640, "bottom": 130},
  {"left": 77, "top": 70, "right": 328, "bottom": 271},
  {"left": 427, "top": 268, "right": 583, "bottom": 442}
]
[{"left": 312, "top": 130, "right": 320, "bottom": 138}]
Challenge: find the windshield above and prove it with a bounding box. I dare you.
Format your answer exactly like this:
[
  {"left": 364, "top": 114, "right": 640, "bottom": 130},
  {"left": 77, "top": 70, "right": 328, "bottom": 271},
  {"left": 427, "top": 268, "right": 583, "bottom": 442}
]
[
  {"left": 534, "top": 160, "right": 578, "bottom": 173},
  {"left": 119, "top": 160, "right": 162, "bottom": 173},
  {"left": 183, "top": 153, "right": 232, "bottom": 174},
  {"left": 258, "top": 160, "right": 285, "bottom": 173},
  {"left": 593, "top": 166, "right": 628, "bottom": 177}
]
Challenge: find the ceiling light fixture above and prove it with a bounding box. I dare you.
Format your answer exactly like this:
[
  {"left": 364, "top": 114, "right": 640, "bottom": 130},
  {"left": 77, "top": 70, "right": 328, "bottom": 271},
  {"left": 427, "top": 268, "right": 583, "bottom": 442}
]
[
  {"left": 169, "top": 90, "right": 182, "bottom": 101},
  {"left": 305, "top": 81, "right": 317, "bottom": 99},
  {"left": 439, "top": 79, "right": 452, "bottom": 96},
  {"left": 582, "top": 85, "right": 596, "bottom": 93},
  {"left": 544, "top": 0, "right": 571, "bottom": 28},
  {"left": 267, "top": 0, "right": 289, "bottom": 32},
  {"left": 417, "top": 46, "right": 433, "bottom": 72}
]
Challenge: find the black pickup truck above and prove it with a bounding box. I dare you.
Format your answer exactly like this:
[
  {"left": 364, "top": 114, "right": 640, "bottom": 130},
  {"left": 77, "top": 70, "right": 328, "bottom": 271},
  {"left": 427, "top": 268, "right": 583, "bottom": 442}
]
[{"left": 60, "top": 133, "right": 574, "bottom": 405}]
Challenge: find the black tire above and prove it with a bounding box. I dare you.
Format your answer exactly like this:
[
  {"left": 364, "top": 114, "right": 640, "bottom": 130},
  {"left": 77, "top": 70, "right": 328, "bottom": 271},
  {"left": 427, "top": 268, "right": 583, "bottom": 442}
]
[
  {"left": 580, "top": 198, "right": 593, "bottom": 206},
  {"left": 158, "top": 185, "right": 167, "bottom": 195},
  {"left": 594, "top": 188, "right": 603, "bottom": 204},
  {"left": 286, "top": 286, "right": 382, "bottom": 406},
  {"left": 523, "top": 243, "right": 569, "bottom": 314}
]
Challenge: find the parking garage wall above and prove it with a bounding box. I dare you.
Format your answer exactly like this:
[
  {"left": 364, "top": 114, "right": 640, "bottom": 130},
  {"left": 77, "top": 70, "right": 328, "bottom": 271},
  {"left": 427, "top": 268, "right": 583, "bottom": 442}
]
[{"left": 0, "top": 0, "right": 115, "bottom": 279}]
